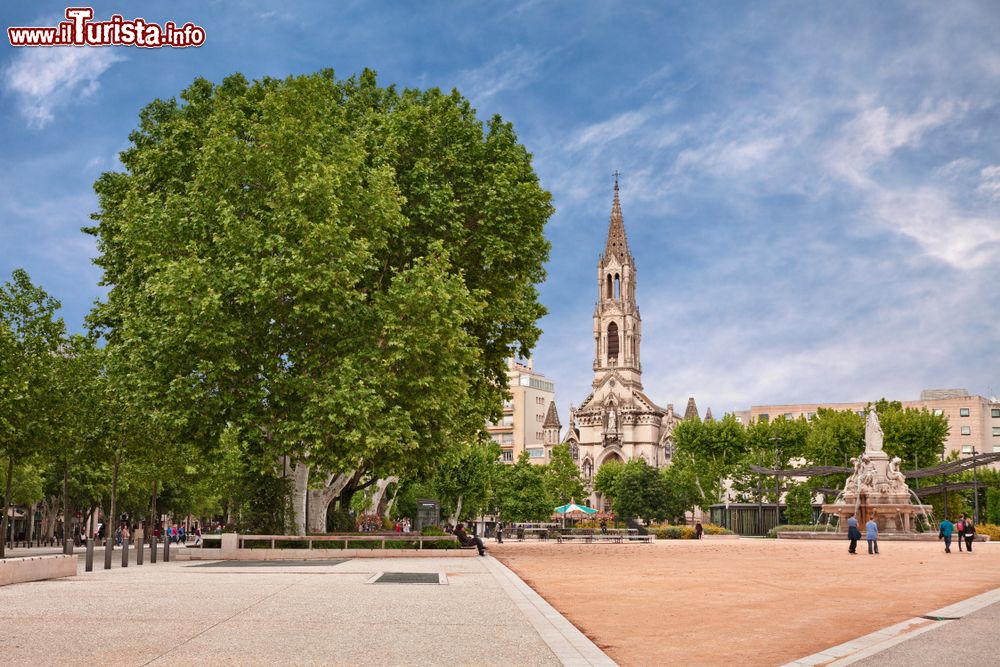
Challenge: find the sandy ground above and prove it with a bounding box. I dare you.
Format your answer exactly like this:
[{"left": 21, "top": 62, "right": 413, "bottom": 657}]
[{"left": 492, "top": 538, "right": 1000, "bottom": 667}]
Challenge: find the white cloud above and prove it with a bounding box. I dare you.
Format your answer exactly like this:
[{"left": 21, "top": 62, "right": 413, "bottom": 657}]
[
  {"left": 977, "top": 165, "right": 1000, "bottom": 202},
  {"left": 825, "top": 99, "right": 960, "bottom": 187},
  {"left": 457, "top": 46, "right": 551, "bottom": 103},
  {"left": 3, "top": 46, "right": 123, "bottom": 128}
]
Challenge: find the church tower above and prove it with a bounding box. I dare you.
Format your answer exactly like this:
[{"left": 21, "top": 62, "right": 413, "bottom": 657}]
[{"left": 593, "top": 175, "right": 643, "bottom": 390}]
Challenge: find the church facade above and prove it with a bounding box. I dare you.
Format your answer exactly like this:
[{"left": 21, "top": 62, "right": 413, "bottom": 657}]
[{"left": 546, "top": 179, "right": 699, "bottom": 510}]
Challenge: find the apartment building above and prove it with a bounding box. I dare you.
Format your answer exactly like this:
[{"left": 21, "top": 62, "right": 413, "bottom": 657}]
[
  {"left": 735, "top": 389, "right": 1000, "bottom": 459},
  {"left": 486, "top": 358, "right": 556, "bottom": 464}
]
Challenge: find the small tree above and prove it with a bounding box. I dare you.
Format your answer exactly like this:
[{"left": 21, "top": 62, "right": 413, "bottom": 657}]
[
  {"left": 615, "top": 460, "right": 668, "bottom": 523},
  {"left": 494, "top": 451, "right": 551, "bottom": 522},
  {"left": 985, "top": 488, "right": 1000, "bottom": 525},
  {"left": 593, "top": 460, "right": 624, "bottom": 509},
  {"left": 784, "top": 482, "right": 815, "bottom": 525},
  {"left": 544, "top": 444, "right": 585, "bottom": 506}
]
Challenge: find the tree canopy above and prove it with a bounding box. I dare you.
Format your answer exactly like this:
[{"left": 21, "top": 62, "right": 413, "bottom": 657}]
[{"left": 84, "top": 69, "right": 553, "bottom": 527}]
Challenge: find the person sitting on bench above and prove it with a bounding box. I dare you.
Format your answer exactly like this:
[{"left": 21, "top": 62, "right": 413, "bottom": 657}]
[{"left": 454, "top": 523, "right": 486, "bottom": 556}]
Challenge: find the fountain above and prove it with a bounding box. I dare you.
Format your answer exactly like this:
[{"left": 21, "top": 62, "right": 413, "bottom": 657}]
[{"left": 820, "top": 409, "right": 934, "bottom": 537}]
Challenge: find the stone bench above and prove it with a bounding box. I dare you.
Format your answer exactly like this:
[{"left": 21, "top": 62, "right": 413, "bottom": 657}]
[{"left": 0, "top": 555, "right": 77, "bottom": 587}]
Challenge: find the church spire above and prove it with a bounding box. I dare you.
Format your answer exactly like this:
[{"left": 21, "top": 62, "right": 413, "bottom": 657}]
[{"left": 603, "top": 172, "right": 633, "bottom": 264}]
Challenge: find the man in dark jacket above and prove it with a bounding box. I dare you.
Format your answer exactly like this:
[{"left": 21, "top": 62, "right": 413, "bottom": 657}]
[
  {"left": 846, "top": 514, "right": 860, "bottom": 554},
  {"left": 455, "top": 523, "right": 486, "bottom": 556}
]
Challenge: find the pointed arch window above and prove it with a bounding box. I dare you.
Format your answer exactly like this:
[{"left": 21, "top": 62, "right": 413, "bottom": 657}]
[
  {"left": 614, "top": 274, "right": 621, "bottom": 299},
  {"left": 607, "top": 322, "right": 619, "bottom": 359},
  {"left": 606, "top": 274, "right": 613, "bottom": 299}
]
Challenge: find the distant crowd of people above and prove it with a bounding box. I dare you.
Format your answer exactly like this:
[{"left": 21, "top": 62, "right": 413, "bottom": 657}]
[{"left": 846, "top": 512, "right": 977, "bottom": 555}]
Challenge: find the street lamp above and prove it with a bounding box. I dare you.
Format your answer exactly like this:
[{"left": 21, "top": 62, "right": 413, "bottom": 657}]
[
  {"left": 972, "top": 448, "right": 979, "bottom": 525},
  {"left": 770, "top": 437, "right": 782, "bottom": 530}
]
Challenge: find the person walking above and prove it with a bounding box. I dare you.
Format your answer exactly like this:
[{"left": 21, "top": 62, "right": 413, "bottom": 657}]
[
  {"left": 495, "top": 521, "right": 504, "bottom": 544},
  {"left": 955, "top": 516, "right": 965, "bottom": 552},
  {"left": 695, "top": 522, "right": 704, "bottom": 540},
  {"left": 939, "top": 516, "right": 955, "bottom": 553},
  {"left": 865, "top": 514, "right": 879, "bottom": 555},
  {"left": 962, "top": 514, "right": 975, "bottom": 552},
  {"left": 846, "top": 513, "right": 860, "bottom": 554}
]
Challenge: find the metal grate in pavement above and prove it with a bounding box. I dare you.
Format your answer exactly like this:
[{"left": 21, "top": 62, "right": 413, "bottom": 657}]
[{"left": 369, "top": 571, "right": 445, "bottom": 584}]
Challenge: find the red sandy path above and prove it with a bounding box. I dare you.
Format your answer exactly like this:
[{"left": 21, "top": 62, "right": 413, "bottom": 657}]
[{"left": 493, "top": 539, "right": 1000, "bottom": 666}]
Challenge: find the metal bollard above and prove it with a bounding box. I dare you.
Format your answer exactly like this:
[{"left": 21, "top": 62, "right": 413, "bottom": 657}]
[
  {"left": 136, "top": 539, "right": 144, "bottom": 565},
  {"left": 85, "top": 538, "right": 94, "bottom": 572},
  {"left": 150, "top": 535, "right": 157, "bottom": 563},
  {"left": 163, "top": 538, "right": 170, "bottom": 562},
  {"left": 104, "top": 539, "right": 113, "bottom": 570},
  {"left": 122, "top": 540, "right": 128, "bottom": 567}
]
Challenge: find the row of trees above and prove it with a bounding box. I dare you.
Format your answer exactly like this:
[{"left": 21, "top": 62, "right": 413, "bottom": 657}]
[
  {"left": 3, "top": 68, "right": 556, "bottom": 545},
  {"left": 668, "top": 402, "right": 998, "bottom": 524},
  {"left": 392, "top": 443, "right": 586, "bottom": 525}
]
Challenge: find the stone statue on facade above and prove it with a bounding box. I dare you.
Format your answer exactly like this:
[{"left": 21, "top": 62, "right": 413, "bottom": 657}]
[
  {"left": 865, "top": 409, "right": 884, "bottom": 452},
  {"left": 607, "top": 407, "right": 617, "bottom": 433}
]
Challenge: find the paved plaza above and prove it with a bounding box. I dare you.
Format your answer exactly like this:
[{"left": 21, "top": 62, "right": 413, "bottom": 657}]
[
  {"left": 3, "top": 539, "right": 1000, "bottom": 666},
  {"left": 0, "top": 552, "right": 612, "bottom": 666}
]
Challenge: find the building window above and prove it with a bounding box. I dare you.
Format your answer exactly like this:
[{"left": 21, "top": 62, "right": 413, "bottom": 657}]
[
  {"left": 528, "top": 448, "right": 544, "bottom": 458},
  {"left": 500, "top": 450, "right": 514, "bottom": 463},
  {"left": 759, "top": 414, "right": 769, "bottom": 423},
  {"left": 994, "top": 446, "right": 1000, "bottom": 454},
  {"left": 806, "top": 412, "right": 816, "bottom": 420},
  {"left": 992, "top": 409, "right": 1000, "bottom": 418},
  {"left": 502, "top": 416, "right": 513, "bottom": 427},
  {"left": 782, "top": 413, "right": 793, "bottom": 420},
  {"left": 993, "top": 427, "right": 1000, "bottom": 436},
  {"left": 856, "top": 410, "right": 865, "bottom": 417},
  {"left": 536, "top": 414, "right": 543, "bottom": 422},
  {"left": 960, "top": 408, "right": 970, "bottom": 417},
  {"left": 607, "top": 322, "right": 619, "bottom": 359},
  {"left": 962, "top": 445, "right": 973, "bottom": 455},
  {"left": 501, "top": 433, "right": 513, "bottom": 444},
  {"left": 961, "top": 426, "right": 971, "bottom": 436},
  {"left": 606, "top": 274, "right": 613, "bottom": 299},
  {"left": 933, "top": 409, "right": 944, "bottom": 416}
]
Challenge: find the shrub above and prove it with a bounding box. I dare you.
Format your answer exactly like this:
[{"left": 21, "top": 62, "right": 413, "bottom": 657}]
[
  {"left": 648, "top": 523, "right": 732, "bottom": 539},
  {"left": 975, "top": 524, "right": 1000, "bottom": 541},
  {"left": 420, "top": 525, "right": 457, "bottom": 549}
]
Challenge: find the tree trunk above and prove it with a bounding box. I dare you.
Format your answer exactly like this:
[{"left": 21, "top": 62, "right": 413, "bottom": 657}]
[
  {"left": 449, "top": 495, "right": 464, "bottom": 527},
  {"left": 62, "top": 462, "right": 73, "bottom": 554},
  {"left": 371, "top": 477, "right": 398, "bottom": 518},
  {"left": 1, "top": 455, "right": 14, "bottom": 558},
  {"left": 289, "top": 460, "right": 309, "bottom": 535},
  {"left": 25, "top": 500, "right": 36, "bottom": 546},
  {"left": 150, "top": 479, "right": 158, "bottom": 533},
  {"left": 306, "top": 471, "right": 353, "bottom": 533},
  {"left": 108, "top": 452, "right": 121, "bottom": 548},
  {"left": 42, "top": 495, "right": 59, "bottom": 542}
]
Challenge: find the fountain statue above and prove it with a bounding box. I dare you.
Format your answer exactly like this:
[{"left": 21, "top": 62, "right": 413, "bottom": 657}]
[{"left": 821, "top": 409, "right": 933, "bottom": 535}]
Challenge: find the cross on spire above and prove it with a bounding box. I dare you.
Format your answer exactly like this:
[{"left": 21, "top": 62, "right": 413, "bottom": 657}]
[{"left": 603, "top": 171, "right": 632, "bottom": 263}]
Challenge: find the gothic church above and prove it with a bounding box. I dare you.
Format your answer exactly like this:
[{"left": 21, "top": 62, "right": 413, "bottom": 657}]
[{"left": 545, "top": 178, "right": 701, "bottom": 510}]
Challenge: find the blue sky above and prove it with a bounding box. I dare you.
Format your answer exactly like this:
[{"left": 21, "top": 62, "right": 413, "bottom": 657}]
[{"left": 2, "top": 1, "right": 999, "bottom": 417}]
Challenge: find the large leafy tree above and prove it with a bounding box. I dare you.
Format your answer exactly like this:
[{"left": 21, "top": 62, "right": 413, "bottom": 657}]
[
  {"left": 874, "top": 399, "right": 949, "bottom": 470},
  {"left": 0, "top": 270, "right": 65, "bottom": 558},
  {"left": 85, "top": 70, "right": 552, "bottom": 529}
]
